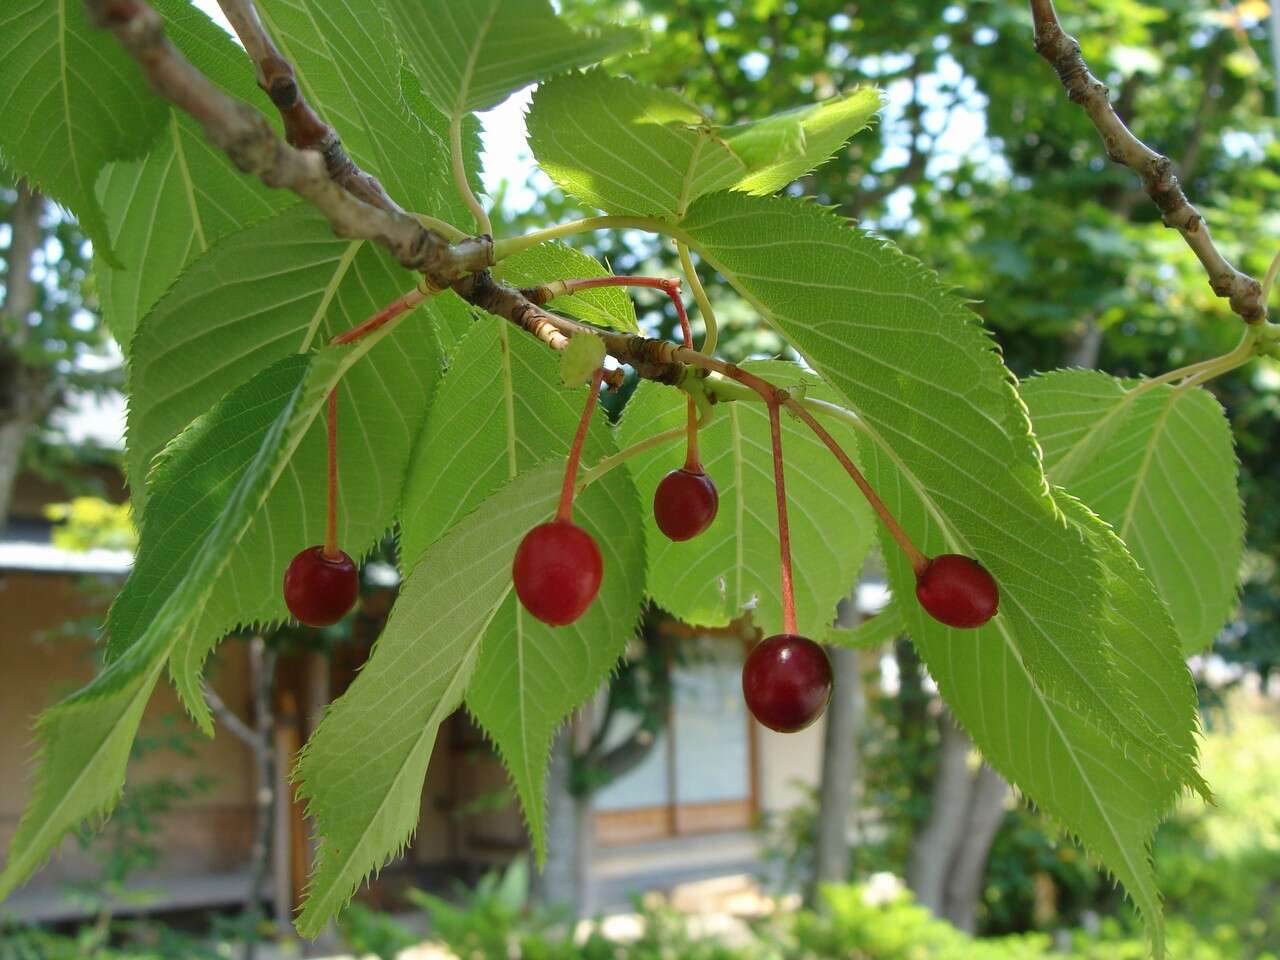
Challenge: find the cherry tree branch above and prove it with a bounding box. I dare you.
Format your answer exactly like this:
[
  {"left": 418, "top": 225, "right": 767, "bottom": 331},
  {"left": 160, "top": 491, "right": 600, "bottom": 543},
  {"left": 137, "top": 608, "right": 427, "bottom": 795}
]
[
  {"left": 214, "top": 0, "right": 403, "bottom": 214},
  {"left": 86, "top": 0, "right": 665, "bottom": 381},
  {"left": 202, "top": 681, "right": 267, "bottom": 754},
  {"left": 87, "top": 0, "right": 491, "bottom": 289},
  {"left": 1029, "top": 0, "right": 1267, "bottom": 324}
]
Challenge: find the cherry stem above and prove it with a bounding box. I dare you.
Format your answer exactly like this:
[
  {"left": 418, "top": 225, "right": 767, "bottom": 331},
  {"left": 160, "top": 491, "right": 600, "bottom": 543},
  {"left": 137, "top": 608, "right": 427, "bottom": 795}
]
[
  {"left": 674, "top": 353, "right": 930, "bottom": 575},
  {"left": 331, "top": 286, "right": 429, "bottom": 346},
  {"left": 553, "top": 275, "right": 704, "bottom": 473},
  {"left": 683, "top": 395, "right": 701, "bottom": 471},
  {"left": 324, "top": 386, "right": 339, "bottom": 560},
  {"left": 785, "top": 401, "right": 931, "bottom": 576},
  {"left": 557, "top": 367, "right": 605, "bottom": 522},
  {"left": 766, "top": 399, "right": 799, "bottom": 636},
  {"left": 509, "top": 294, "right": 929, "bottom": 574}
]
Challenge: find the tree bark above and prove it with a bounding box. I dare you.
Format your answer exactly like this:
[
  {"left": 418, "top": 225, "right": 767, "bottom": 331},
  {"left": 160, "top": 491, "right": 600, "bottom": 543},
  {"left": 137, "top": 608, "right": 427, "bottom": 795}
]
[
  {"left": 906, "top": 714, "right": 974, "bottom": 915},
  {"left": 0, "top": 181, "right": 47, "bottom": 524},
  {"left": 894, "top": 638, "right": 932, "bottom": 801},
  {"left": 0, "top": 418, "right": 34, "bottom": 522},
  {"left": 907, "top": 711, "right": 1010, "bottom": 931},
  {"left": 1064, "top": 317, "right": 1103, "bottom": 369},
  {"left": 532, "top": 623, "right": 674, "bottom": 913},
  {"left": 942, "top": 764, "right": 1009, "bottom": 932}
]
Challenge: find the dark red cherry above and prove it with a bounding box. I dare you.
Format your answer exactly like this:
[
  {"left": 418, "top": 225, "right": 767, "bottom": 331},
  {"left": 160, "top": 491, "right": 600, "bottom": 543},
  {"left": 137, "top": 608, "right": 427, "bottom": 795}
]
[
  {"left": 653, "top": 468, "right": 719, "bottom": 541},
  {"left": 742, "top": 634, "right": 833, "bottom": 733},
  {"left": 283, "top": 546, "right": 359, "bottom": 627},
  {"left": 915, "top": 553, "right": 999, "bottom": 629},
  {"left": 512, "top": 520, "right": 603, "bottom": 626}
]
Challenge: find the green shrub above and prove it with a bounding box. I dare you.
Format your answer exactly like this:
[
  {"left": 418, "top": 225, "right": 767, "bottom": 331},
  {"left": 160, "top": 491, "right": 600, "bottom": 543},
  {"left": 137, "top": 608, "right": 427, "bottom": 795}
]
[
  {"left": 775, "top": 884, "right": 1259, "bottom": 960},
  {"left": 784, "top": 884, "right": 1052, "bottom": 960},
  {"left": 338, "top": 901, "right": 421, "bottom": 960},
  {"left": 408, "top": 856, "right": 580, "bottom": 959}
]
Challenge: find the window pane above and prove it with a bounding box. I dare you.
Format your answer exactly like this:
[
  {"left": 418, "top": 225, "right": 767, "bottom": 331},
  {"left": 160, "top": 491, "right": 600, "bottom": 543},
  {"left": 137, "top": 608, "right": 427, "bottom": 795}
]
[
  {"left": 673, "top": 639, "right": 750, "bottom": 805},
  {"left": 593, "top": 713, "right": 669, "bottom": 811}
]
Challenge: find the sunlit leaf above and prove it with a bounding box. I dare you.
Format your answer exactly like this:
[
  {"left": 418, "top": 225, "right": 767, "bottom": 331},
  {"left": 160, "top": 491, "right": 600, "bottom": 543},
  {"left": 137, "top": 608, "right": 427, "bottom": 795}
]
[{"left": 1024, "top": 370, "right": 1243, "bottom": 653}]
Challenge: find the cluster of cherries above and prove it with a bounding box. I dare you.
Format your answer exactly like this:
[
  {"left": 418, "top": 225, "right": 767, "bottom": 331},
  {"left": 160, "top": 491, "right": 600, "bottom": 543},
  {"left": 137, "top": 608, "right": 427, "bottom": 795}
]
[{"left": 282, "top": 275, "right": 999, "bottom": 736}]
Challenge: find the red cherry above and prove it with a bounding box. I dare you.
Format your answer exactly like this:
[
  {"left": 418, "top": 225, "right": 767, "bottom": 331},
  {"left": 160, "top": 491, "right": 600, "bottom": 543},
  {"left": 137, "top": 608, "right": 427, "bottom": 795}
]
[
  {"left": 283, "top": 546, "right": 359, "bottom": 627},
  {"left": 512, "top": 520, "right": 603, "bottom": 626},
  {"left": 915, "top": 554, "right": 999, "bottom": 629},
  {"left": 653, "top": 468, "right": 719, "bottom": 541},
  {"left": 742, "top": 634, "right": 833, "bottom": 733}
]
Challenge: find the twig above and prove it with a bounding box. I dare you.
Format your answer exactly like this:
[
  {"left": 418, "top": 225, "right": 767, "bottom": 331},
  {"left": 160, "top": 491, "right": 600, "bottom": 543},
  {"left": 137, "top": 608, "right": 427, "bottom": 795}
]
[
  {"left": 88, "top": 0, "right": 492, "bottom": 288},
  {"left": 202, "top": 681, "right": 266, "bottom": 753},
  {"left": 214, "top": 0, "right": 401, "bottom": 213},
  {"left": 471, "top": 271, "right": 678, "bottom": 385},
  {"left": 1029, "top": 0, "right": 1266, "bottom": 324}
]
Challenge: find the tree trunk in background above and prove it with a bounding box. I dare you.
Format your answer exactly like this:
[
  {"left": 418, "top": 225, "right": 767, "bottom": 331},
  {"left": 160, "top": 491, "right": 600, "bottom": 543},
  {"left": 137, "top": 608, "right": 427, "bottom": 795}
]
[
  {"left": 943, "top": 764, "right": 1010, "bottom": 932},
  {"left": 809, "top": 644, "right": 862, "bottom": 906},
  {"left": 907, "top": 711, "right": 1010, "bottom": 928},
  {"left": 534, "top": 626, "right": 671, "bottom": 913},
  {"left": 809, "top": 591, "right": 866, "bottom": 907},
  {"left": 894, "top": 637, "right": 932, "bottom": 800},
  {"left": 907, "top": 714, "right": 974, "bottom": 914},
  {"left": 531, "top": 726, "right": 582, "bottom": 911},
  {"left": 1064, "top": 317, "right": 1103, "bottom": 370},
  {"left": 0, "top": 182, "right": 47, "bottom": 524},
  {"left": 0, "top": 418, "right": 34, "bottom": 520}
]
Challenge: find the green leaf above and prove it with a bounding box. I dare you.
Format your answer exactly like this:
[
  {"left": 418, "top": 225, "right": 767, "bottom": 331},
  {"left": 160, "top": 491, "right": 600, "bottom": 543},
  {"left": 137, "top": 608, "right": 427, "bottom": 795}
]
[
  {"left": 0, "top": 663, "right": 162, "bottom": 903},
  {"left": 293, "top": 460, "right": 563, "bottom": 935},
  {"left": 1023, "top": 370, "right": 1243, "bottom": 653},
  {"left": 829, "top": 601, "right": 905, "bottom": 650},
  {"left": 0, "top": 0, "right": 168, "bottom": 264},
  {"left": 681, "top": 193, "right": 1197, "bottom": 944},
  {"left": 683, "top": 194, "right": 1108, "bottom": 697},
  {"left": 872, "top": 464, "right": 1203, "bottom": 957},
  {"left": 559, "top": 333, "right": 606, "bottom": 387},
  {"left": 385, "top": 0, "right": 639, "bottom": 114},
  {"left": 95, "top": 0, "right": 296, "bottom": 348},
  {"left": 398, "top": 61, "right": 484, "bottom": 225},
  {"left": 119, "top": 208, "right": 470, "bottom": 728},
  {"left": 723, "top": 87, "right": 883, "bottom": 195},
  {"left": 399, "top": 318, "right": 645, "bottom": 862},
  {"left": 1, "top": 349, "right": 348, "bottom": 900},
  {"left": 125, "top": 205, "right": 454, "bottom": 512},
  {"left": 254, "top": 0, "right": 463, "bottom": 224},
  {"left": 493, "top": 241, "right": 638, "bottom": 333},
  {"left": 616, "top": 361, "right": 874, "bottom": 639},
  {"left": 527, "top": 70, "right": 744, "bottom": 220},
  {"left": 97, "top": 112, "right": 294, "bottom": 348}
]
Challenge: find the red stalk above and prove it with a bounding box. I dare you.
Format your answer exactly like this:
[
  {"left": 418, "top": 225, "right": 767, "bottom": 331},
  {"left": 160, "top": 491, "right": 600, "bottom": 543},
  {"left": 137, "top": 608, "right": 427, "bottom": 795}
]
[
  {"left": 324, "top": 387, "right": 339, "bottom": 559},
  {"left": 557, "top": 368, "right": 605, "bottom": 522},
  {"left": 767, "top": 400, "right": 799, "bottom": 636}
]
